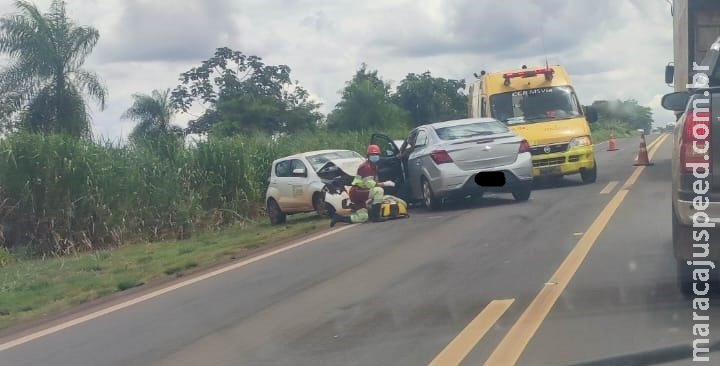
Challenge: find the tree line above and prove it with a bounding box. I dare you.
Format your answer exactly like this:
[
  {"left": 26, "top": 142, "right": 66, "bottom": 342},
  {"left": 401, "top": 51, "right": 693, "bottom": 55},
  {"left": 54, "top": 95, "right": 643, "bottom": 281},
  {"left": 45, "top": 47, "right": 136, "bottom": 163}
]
[
  {"left": 0, "top": 0, "right": 469, "bottom": 252},
  {"left": 591, "top": 99, "right": 653, "bottom": 133},
  {"left": 0, "top": 1, "right": 468, "bottom": 146},
  {"left": 0, "top": 0, "right": 653, "bottom": 147}
]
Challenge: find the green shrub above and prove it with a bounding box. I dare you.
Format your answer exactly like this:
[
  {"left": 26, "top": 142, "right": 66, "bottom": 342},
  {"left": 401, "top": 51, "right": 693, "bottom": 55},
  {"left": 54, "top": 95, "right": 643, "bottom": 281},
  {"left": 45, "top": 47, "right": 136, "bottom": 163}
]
[
  {"left": 0, "top": 247, "right": 13, "bottom": 267},
  {"left": 591, "top": 118, "right": 636, "bottom": 142}
]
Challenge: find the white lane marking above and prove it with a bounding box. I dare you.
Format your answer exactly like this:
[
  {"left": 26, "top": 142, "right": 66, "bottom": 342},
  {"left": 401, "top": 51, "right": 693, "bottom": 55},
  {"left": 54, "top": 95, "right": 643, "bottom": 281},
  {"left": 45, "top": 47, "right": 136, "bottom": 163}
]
[
  {"left": 599, "top": 181, "right": 618, "bottom": 194},
  {"left": 0, "top": 225, "right": 356, "bottom": 352}
]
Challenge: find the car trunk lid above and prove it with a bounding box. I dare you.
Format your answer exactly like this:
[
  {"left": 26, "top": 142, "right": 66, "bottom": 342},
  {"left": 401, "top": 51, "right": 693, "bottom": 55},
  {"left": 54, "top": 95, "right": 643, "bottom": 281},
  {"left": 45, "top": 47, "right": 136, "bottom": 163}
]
[{"left": 440, "top": 133, "right": 520, "bottom": 171}]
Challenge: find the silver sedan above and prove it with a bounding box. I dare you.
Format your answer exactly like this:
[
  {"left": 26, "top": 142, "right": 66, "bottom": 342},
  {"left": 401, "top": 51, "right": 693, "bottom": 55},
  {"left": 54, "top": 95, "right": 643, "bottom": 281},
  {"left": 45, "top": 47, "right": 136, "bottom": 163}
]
[{"left": 371, "top": 118, "right": 534, "bottom": 209}]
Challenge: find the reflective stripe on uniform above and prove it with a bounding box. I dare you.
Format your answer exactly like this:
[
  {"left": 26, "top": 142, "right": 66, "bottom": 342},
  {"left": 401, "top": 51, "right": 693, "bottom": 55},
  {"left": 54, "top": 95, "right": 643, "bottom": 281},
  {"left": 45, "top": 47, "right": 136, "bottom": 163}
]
[{"left": 350, "top": 208, "right": 368, "bottom": 223}]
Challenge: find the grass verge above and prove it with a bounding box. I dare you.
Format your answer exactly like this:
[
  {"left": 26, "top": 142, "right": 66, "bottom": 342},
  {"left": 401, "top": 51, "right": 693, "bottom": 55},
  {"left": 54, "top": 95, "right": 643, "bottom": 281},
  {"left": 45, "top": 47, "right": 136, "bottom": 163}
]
[
  {"left": 0, "top": 214, "right": 326, "bottom": 331},
  {"left": 592, "top": 128, "right": 635, "bottom": 143}
]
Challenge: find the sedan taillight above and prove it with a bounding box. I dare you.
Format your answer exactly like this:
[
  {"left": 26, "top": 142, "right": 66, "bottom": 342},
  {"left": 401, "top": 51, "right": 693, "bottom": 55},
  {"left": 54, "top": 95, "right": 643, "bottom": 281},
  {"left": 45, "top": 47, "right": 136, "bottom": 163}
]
[{"left": 431, "top": 149, "right": 453, "bottom": 164}]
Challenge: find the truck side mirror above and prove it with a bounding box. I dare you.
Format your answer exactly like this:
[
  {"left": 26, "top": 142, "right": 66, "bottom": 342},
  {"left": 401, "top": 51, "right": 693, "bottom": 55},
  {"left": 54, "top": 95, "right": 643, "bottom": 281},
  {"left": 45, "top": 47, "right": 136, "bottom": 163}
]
[
  {"left": 665, "top": 64, "right": 675, "bottom": 85},
  {"left": 661, "top": 91, "right": 690, "bottom": 112},
  {"left": 584, "top": 106, "right": 599, "bottom": 123}
]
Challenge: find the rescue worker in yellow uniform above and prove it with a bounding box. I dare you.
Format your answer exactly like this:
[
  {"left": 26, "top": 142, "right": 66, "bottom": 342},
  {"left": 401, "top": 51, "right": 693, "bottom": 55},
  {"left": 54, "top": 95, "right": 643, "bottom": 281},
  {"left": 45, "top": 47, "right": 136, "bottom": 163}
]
[{"left": 330, "top": 144, "right": 395, "bottom": 226}]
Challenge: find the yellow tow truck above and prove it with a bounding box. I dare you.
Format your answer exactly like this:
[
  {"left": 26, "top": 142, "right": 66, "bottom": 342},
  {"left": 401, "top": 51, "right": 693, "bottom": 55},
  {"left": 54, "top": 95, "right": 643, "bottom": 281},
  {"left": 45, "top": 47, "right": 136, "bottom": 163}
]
[{"left": 468, "top": 65, "right": 599, "bottom": 183}]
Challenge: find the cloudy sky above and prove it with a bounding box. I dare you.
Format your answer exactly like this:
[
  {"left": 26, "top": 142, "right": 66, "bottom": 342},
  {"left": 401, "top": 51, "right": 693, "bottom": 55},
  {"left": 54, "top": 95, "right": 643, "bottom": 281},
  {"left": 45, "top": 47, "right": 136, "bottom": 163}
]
[{"left": 0, "top": 0, "right": 677, "bottom": 140}]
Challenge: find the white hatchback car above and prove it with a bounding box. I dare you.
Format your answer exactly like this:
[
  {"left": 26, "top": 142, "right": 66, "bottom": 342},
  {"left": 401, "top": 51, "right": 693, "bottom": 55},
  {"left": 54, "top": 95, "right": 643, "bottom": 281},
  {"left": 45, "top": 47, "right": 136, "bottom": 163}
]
[{"left": 265, "top": 149, "right": 365, "bottom": 224}]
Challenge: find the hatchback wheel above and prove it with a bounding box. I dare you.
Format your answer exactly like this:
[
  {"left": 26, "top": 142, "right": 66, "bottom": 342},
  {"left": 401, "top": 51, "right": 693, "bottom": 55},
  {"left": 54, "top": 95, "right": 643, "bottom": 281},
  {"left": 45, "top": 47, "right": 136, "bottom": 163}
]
[
  {"left": 422, "top": 178, "right": 441, "bottom": 210},
  {"left": 267, "top": 199, "right": 286, "bottom": 225},
  {"left": 313, "top": 188, "right": 330, "bottom": 217}
]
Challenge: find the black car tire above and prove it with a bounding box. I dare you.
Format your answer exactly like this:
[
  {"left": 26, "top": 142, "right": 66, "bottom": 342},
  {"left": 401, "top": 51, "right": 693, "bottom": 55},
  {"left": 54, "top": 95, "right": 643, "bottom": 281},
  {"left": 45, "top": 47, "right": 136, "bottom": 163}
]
[
  {"left": 676, "top": 260, "right": 696, "bottom": 299},
  {"left": 313, "top": 188, "right": 330, "bottom": 217},
  {"left": 422, "top": 178, "right": 441, "bottom": 211},
  {"left": 672, "top": 210, "right": 697, "bottom": 298},
  {"left": 580, "top": 163, "right": 598, "bottom": 184},
  {"left": 267, "top": 198, "right": 286, "bottom": 225},
  {"left": 512, "top": 183, "right": 532, "bottom": 202},
  {"left": 671, "top": 208, "right": 690, "bottom": 247}
]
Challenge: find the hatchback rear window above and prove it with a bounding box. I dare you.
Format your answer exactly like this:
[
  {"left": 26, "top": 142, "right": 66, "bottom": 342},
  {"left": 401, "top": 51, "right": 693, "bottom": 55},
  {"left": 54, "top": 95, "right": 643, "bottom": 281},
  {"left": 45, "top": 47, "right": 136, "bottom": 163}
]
[{"left": 434, "top": 121, "right": 509, "bottom": 140}]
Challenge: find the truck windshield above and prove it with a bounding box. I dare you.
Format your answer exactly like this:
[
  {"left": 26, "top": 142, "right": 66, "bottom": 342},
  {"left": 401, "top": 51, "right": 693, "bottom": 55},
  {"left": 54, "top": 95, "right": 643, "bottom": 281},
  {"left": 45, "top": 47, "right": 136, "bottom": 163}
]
[{"left": 490, "top": 86, "right": 583, "bottom": 125}]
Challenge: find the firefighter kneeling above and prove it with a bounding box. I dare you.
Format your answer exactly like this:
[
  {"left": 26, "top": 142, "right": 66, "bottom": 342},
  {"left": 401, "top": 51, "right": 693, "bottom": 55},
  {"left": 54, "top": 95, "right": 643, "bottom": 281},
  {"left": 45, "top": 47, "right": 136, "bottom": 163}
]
[{"left": 330, "top": 144, "right": 395, "bottom": 226}]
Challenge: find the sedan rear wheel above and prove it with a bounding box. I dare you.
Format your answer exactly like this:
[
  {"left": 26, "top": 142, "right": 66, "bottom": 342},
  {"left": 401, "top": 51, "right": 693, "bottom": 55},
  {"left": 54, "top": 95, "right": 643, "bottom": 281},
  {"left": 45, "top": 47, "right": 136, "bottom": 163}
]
[
  {"left": 422, "top": 178, "right": 441, "bottom": 211},
  {"left": 512, "top": 183, "right": 532, "bottom": 202}
]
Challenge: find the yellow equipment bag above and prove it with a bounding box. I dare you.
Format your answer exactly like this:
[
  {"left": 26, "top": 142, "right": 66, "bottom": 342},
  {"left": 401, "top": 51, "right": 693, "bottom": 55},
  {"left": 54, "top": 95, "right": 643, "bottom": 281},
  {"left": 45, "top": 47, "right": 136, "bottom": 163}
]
[{"left": 380, "top": 195, "right": 409, "bottom": 219}]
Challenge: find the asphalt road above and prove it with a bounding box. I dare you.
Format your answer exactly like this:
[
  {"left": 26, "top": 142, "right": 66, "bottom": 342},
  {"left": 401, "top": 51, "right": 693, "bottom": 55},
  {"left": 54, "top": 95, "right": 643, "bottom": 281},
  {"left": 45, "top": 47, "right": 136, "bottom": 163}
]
[{"left": 2, "top": 133, "right": 718, "bottom": 366}]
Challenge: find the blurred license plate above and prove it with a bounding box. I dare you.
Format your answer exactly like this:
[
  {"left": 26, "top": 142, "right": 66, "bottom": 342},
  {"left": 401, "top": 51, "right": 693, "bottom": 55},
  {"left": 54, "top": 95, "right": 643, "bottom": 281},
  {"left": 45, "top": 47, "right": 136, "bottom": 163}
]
[{"left": 539, "top": 166, "right": 562, "bottom": 175}]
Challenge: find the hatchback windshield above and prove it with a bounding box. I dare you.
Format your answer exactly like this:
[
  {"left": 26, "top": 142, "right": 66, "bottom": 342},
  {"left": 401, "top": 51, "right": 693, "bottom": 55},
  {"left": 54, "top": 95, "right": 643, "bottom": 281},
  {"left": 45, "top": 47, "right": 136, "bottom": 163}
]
[
  {"left": 490, "top": 86, "right": 583, "bottom": 125},
  {"left": 434, "top": 121, "right": 509, "bottom": 140},
  {"left": 306, "top": 150, "right": 363, "bottom": 171}
]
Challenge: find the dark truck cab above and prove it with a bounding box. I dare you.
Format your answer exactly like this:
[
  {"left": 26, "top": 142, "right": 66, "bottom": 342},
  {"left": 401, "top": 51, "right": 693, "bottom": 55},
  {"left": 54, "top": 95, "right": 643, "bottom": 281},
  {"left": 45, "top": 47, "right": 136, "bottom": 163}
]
[{"left": 662, "top": 35, "right": 720, "bottom": 297}]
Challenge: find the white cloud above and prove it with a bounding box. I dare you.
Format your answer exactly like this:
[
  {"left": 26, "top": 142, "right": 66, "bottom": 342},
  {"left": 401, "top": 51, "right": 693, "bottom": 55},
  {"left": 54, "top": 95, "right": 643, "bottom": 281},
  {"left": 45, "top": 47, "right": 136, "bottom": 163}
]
[{"left": 0, "top": 0, "right": 680, "bottom": 137}]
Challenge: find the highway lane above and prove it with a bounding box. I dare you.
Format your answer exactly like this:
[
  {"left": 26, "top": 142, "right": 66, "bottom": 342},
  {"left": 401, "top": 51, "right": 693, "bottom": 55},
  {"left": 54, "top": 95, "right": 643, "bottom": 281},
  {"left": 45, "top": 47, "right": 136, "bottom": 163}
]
[
  {"left": 0, "top": 134, "right": 683, "bottom": 366},
  {"left": 512, "top": 135, "right": 720, "bottom": 366}
]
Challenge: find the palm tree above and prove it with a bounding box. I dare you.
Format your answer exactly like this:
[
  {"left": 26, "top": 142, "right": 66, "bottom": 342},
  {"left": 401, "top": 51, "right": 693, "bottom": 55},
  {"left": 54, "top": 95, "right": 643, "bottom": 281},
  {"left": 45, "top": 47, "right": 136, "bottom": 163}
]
[
  {"left": 123, "top": 89, "right": 183, "bottom": 145},
  {"left": 0, "top": 0, "right": 107, "bottom": 137}
]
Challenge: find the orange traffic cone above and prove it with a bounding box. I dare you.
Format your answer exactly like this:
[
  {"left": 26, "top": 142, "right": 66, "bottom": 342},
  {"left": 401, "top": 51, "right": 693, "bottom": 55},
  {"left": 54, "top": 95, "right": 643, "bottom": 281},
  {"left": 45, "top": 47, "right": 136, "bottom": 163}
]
[
  {"left": 633, "top": 134, "right": 653, "bottom": 166},
  {"left": 607, "top": 132, "right": 618, "bottom": 151}
]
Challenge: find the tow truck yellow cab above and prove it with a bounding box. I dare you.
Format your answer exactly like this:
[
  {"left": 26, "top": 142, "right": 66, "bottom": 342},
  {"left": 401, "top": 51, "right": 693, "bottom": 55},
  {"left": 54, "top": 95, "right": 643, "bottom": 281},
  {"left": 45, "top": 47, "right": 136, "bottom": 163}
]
[{"left": 468, "top": 65, "right": 599, "bottom": 183}]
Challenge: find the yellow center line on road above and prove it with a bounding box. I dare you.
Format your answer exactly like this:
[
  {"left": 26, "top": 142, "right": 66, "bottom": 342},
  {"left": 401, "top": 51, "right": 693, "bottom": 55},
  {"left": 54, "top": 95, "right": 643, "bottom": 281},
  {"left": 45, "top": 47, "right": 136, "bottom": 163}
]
[
  {"left": 623, "top": 167, "right": 645, "bottom": 189},
  {"left": 482, "top": 134, "right": 669, "bottom": 366},
  {"left": 648, "top": 136, "right": 664, "bottom": 153},
  {"left": 647, "top": 134, "right": 669, "bottom": 160},
  {"left": 646, "top": 134, "right": 665, "bottom": 150},
  {"left": 428, "top": 299, "right": 514, "bottom": 366},
  {"left": 599, "top": 181, "right": 618, "bottom": 194}
]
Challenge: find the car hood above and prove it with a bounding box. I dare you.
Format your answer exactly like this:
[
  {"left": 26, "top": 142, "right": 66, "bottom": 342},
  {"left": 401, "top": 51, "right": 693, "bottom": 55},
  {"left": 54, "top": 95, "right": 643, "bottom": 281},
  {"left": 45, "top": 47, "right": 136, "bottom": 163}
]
[{"left": 317, "top": 158, "right": 362, "bottom": 180}]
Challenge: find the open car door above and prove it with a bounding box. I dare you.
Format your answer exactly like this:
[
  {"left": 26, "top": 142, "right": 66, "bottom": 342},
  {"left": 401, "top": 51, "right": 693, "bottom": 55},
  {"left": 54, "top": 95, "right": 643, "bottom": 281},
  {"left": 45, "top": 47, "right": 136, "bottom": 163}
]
[{"left": 370, "top": 133, "right": 405, "bottom": 195}]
